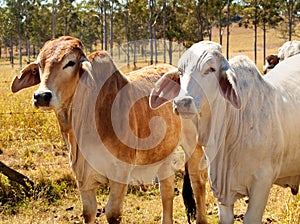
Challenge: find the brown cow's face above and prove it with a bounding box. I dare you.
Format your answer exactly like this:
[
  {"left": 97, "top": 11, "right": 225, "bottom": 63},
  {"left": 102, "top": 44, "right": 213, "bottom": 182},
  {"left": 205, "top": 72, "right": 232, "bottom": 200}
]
[
  {"left": 34, "top": 50, "right": 83, "bottom": 109},
  {"left": 263, "top": 54, "right": 280, "bottom": 74},
  {"left": 11, "top": 36, "right": 92, "bottom": 111}
]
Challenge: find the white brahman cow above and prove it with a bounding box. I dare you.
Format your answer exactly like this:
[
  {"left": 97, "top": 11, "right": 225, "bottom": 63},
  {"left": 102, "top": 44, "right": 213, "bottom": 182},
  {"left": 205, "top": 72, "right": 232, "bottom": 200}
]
[
  {"left": 150, "top": 41, "right": 300, "bottom": 224},
  {"left": 11, "top": 36, "right": 208, "bottom": 224},
  {"left": 263, "top": 40, "right": 300, "bottom": 74}
]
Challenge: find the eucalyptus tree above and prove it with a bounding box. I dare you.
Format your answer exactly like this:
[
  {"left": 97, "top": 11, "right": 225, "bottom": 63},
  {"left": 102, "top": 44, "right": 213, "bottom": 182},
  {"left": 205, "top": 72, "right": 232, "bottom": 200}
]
[
  {"left": 239, "top": 0, "right": 260, "bottom": 63},
  {"left": 0, "top": 5, "right": 11, "bottom": 59},
  {"left": 225, "top": 0, "right": 232, "bottom": 59},
  {"left": 4, "top": 0, "right": 32, "bottom": 67},
  {"left": 75, "top": 0, "right": 102, "bottom": 52},
  {"left": 114, "top": 0, "right": 150, "bottom": 66},
  {"left": 109, "top": 0, "right": 115, "bottom": 56},
  {"left": 55, "top": 0, "right": 81, "bottom": 37},
  {"left": 241, "top": 0, "right": 284, "bottom": 64},
  {"left": 215, "top": 0, "right": 228, "bottom": 45},
  {"left": 149, "top": 0, "right": 154, "bottom": 64},
  {"left": 259, "top": 0, "right": 282, "bottom": 62},
  {"left": 21, "top": 0, "right": 47, "bottom": 62},
  {"left": 32, "top": 1, "right": 53, "bottom": 45},
  {"left": 281, "top": 0, "right": 300, "bottom": 40}
]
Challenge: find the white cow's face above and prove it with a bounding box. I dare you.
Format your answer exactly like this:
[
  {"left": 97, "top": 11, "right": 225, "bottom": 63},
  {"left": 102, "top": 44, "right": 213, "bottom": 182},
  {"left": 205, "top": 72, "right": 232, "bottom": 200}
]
[
  {"left": 174, "top": 44, "right": 241, "bottom": 119},
  {"left": 149, "top": 41, "right": 241, "bottom": 119},
  {"left": 173, "top": 49, "right": 223, "bottom": 119}
]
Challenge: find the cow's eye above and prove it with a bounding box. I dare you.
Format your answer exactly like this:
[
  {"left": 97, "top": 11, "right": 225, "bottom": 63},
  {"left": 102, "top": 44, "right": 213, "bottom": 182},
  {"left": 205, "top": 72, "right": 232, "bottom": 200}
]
[
  {"left": 204, "top": 67, "right": 216, "bottom": 75},
  {"left": 178, "top": 68, "right": 184, "bottom": 76},
  {"left": 63, "top": 61, "right": 76, "bottom": 69},
  {"left": 209, "top": 67, "right": 216, "bottom": 72}
]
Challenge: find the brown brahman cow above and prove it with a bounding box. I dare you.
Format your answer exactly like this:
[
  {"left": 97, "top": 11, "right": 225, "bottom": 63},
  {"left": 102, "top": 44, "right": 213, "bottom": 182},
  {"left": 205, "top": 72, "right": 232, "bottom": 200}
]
[{"left": 11, "top": 36, "right": 208, "bottom": 224}]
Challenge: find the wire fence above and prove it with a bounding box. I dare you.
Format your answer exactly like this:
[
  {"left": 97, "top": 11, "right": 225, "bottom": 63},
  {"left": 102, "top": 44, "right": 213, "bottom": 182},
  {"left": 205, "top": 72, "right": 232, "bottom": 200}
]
[
  {"left": 0, "top": 39, "right": 186, "bottom": 156},
  {"left": 112, "top": 39, "right": 186, "bottom": 69}
]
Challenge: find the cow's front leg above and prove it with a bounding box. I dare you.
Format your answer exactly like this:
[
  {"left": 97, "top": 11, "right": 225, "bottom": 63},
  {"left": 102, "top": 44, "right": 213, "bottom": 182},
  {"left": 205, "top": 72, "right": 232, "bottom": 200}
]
[
  {"left": 243, "top": 179, "right": 272, "bottom": 224},
  {"left": 105, "top": 180, "right": 128, "bottom": 224},
  {"left": 186, "top": 144, "right": 208, "bottom": 224},
  {"left": 80, "top": 188, "right": 97, "bottom": 224},
  {"left": 159, "top": 174, "right": 175, "bottom": 224},
  {"left": 217, "top": 203, "right": 234, "bottom": 224}
]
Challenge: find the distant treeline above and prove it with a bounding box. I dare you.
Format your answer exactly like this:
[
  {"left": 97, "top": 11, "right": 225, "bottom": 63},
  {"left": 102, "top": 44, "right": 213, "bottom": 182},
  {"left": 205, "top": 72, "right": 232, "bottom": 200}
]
[{"left": 0, "top": 0, "right": 299, "bottom": 67}]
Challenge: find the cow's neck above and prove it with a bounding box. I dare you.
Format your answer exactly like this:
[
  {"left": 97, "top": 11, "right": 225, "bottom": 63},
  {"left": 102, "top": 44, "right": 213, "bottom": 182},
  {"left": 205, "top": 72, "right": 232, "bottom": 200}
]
[
  {"left": 56, "top": 103, "right": 72, "bottom": 134},
  {"left": 55, "top": 99, "right": 78, "bottom": 166},
  {"left": 201, "top": 95, "right": 242, "bottom": 205}
]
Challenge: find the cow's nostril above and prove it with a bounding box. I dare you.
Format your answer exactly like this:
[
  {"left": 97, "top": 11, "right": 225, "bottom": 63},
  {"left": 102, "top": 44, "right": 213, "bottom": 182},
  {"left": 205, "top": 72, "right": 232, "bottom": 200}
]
[
  {"left": 33, "top": 92, "right": 52, "bottom": 107},
  {"left": 42, "top": 92, "right": 52, "bottom": 102},
  {"left": 183, "top": 98, "right": 192, "bottom": 108},
  {"left": 173, "top": 106, "right": 179, "bottom": 115}
]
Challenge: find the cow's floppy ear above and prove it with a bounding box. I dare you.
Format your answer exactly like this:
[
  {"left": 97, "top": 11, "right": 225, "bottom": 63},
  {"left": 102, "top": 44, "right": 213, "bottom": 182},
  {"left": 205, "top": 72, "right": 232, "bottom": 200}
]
[
  {"left": 149, "top": 68, "right": 181, "bottom": 109},
  {"left": 11, "top": 62, "right": 40, "bottom": 93},
  {"left": 219, "top": 57, "right": 241, "bottom": 109},
  {"left": 79, "top": 58, "right": 95, "bottom": 88}
]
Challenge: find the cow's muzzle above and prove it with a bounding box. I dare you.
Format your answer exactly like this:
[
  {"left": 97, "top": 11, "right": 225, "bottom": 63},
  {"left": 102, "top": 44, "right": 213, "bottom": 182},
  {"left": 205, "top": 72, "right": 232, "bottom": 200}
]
[
  {"left": 33, "top": 91, "right": 52, "bottom": 108},
  {"left": 173, "top": 96, "right": 198, "bottom": 119}
]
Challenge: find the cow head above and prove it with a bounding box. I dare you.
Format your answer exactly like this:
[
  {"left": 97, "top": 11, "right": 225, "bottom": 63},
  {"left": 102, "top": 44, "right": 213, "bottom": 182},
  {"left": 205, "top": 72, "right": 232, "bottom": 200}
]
[
  {"left": 11, "top": 36, "right": 93, "bottom": 110},
  {"left": 263, "top": 54, "right": 279, "bottom": 74},
  {"left": 150, "top": 41, "right": 241, "bottom": 119}
]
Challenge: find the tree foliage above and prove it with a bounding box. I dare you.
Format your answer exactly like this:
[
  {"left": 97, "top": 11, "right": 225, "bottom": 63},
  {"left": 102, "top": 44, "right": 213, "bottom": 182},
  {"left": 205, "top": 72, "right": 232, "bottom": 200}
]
[{"left": 0, "top": 0, "right": 299, "bottom": 62}]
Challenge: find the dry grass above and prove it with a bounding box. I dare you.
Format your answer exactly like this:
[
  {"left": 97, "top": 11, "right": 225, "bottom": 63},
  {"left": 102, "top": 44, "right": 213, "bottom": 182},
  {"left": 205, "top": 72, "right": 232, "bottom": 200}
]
[{"left": 0, "top": 26, "right": 300, "bottom": 223}]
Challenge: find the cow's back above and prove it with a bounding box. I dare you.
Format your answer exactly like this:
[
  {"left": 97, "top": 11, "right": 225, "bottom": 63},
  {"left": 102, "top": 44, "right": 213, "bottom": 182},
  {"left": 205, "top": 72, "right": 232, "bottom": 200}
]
[
  {"left": 265, "top": 54, "right": 300, "bottom": 178},
  {"left": 95, "top": 64, "right": 181, "bottom": 166}
]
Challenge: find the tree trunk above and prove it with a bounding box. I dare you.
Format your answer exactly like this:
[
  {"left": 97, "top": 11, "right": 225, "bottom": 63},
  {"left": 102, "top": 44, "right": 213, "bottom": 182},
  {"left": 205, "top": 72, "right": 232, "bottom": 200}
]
[
  {"left": 263, "top": 21, "right": 266, "bottom": 67},
  {"left": 33, "top": 45, "right": 36, "bottom": 58},
  {"left": 219, "top": 8, "right": 223, "bottom": 45},
  {"left": 163, "top": 0, "right": 167, "bottom": 63},
  {"left": 27, "top": 39, "right": 30, "bottom": 64},
  {"left": 149, "top": 0, "right": 154, "bottom": 65},
  {"left": 110, "top": 0, "right": 114, "bottom": 56},
  {"left": 10, "top": 34, "right": 14, "bottom": 67},
  {"left": 208, "top": 25, "right": 212, "bottom": 41},
  {"left": 154, "top": 27, "right": 158, "bottom": 64},
  {"left": 226, "top": 0, "right": 230, "bottom": 59},
  {"left": 103, "top": 0, "right": 107, "bottom": 51},
  {"left": 0, "top": 161, "right": 34, "bottom": 196},
  {"left": 19, "top": 37, "right": 22, "bottom": 69},
  {"left": 197, "top": 2, "right": 204, "bottom": 41},
  {"left": 126, "top": 0, "right": 130, "bottom": 67},
  {"left": 52, "top": 0, "right": 57, "bottom": 38},
  {"left": 18, "top": 0, "right": 22, "bottom": 69},
  {"left": 169, "top": 40, "right": 172, "bottom": 65},
  {"left": 254, "top": 0, "right": 258, "bottom": 64},
  {"left": 287, "top": 0, "right": 294, "bottom": 41},
  {"left": 133, "top": 41, "right": 137, "bottom": 69}
]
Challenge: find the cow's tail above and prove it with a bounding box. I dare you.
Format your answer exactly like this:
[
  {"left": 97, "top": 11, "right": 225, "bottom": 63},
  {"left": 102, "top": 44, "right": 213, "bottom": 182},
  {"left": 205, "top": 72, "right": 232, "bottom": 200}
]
[{"left": 182, "top": 164, "right": 196, "bottom": 224}]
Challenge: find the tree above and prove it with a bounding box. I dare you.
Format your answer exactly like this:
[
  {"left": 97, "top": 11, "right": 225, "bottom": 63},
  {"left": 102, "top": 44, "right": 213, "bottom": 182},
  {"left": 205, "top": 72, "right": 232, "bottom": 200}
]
[
  {"left": 215, "top": 0, "right": 228, "bottom": 45},
  {"left": 110, "top": 0, "right": 115, "bottom": 56},
  {"left": 149, "top": 0, "right": 154, "bottom": 64},
  {"left": 241, "top": 0, "right": 283, "bottom": 64},
  {"left": 259, "top": 0, "right": 282, "bottom": 64},
  {"left": 282, "top": 0, "right": 300, "bottom": 40},
  {"left": 226, "top": 0, "right": 232, "bottom": 59},
  {"left": 241, "top": 0, "right": 260, "bottom": 63}
]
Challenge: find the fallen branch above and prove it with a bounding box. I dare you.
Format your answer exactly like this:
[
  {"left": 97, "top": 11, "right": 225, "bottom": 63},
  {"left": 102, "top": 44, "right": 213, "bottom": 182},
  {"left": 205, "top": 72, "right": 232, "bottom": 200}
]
[{"left": 0, "top": 161, "right": 34, "bottom": 196}]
